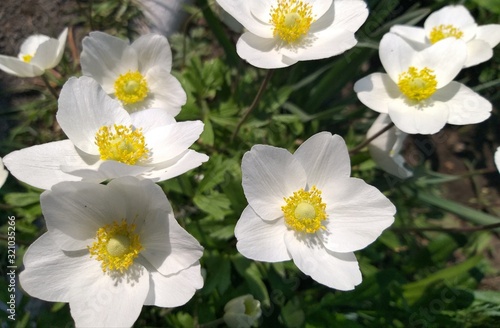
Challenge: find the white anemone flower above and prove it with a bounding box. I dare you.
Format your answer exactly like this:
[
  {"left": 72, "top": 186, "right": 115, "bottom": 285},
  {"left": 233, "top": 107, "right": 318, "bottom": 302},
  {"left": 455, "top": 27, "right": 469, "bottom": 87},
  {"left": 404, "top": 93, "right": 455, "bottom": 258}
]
[
  {"left": 235, "top": 132, "right": 396, "bottom": 290},
  {"left": 390, "top": 5, "right": 500, "bottom": 67},
  {"left": 20, "top": 176, "right": 204, "bottom": 327},
  {"left": 80, "top": 32, "right": 186, "bottom": 115},
  {"left": 354, "top": 33, "right": 491, "bottom": 135},
  {"left": 215, "top": 0, "right": 368, "bottom": 69},
  {"left": 0, "top": 158, "right": 8, "bottom": 188},
  {"left": 0, "top": 28, "right": 68, "bottom": 77},
  {"left": 367, "top": 114, "right": 412, "bottom": 179},
  {"left": 3, "top": 76, "right": 208, "bottom": 190}
]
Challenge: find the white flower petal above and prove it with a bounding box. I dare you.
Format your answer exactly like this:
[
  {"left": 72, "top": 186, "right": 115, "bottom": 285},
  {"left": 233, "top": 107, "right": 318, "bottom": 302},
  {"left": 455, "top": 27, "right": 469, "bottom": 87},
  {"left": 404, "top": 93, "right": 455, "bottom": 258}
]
[
  {"left": 80, "top": 31, "right": 133, "bottom": 89},
  {"left": 235, "top": 206, "right": 291, "bottom": 262},
  {"left": 464, "top": 39, "right": 493, "bottom": 67},
  {"left": 0, "top": 158, "right": 8, "bottom": 188},
  {"left": 433, "top": 82, "right": 491, "bottom": 125},
  {"left": 495, "top": 147, "right": 500, "bottom": 173},
  {"left": 283, "top": 27, "right": 357, "bottom": 62},
  {"left": 387, "top": 98, "right": 449, "bottom": 134},
  {"left": 0, "top": 55, "right": 44, "bottom": 77},
  {"left": 69, "top": 263, "right": 149, "bottom": 328},
  {"left": 142, "top": 150, "right": 209, "bottom": 182},
  {"left": 307, "top": 0, "right": 333, "bottom": 19},
  {"left": 216, "top": 0, "right": 272, "bottom": 37},
  {"left": 379, "top": 33, "right": 416, "bottom": 82},
  {"left": 475, "top": 24, "right": 500, "bottom": 48},
  {"left": 354, "top": 73, "right": 401, "bottom": 113},
  {"left": 42, "top": 181, "right": 124, "bottom": 251},
  {"left": 20, "top": 233, "right": 82, "bottom": 302},
  {"left": 311, "top": 0, "right": 366, "bottom": 33},
  {"left": 424, "top": 5, "right": 475, "bottom": 31},
  {"left": 248, "top": 0, "right": 273, "bottom": 23},
  {"left": 414, "top": 38, "right": 466, "bottom": 87},
  {"left": 285, "top": 233, "right": 361, "bottom": 290},
  {"left": 30, "top": 39, "right": 60, "bottom": 69},
  {"left": 390, "top": 25, "right": 427, "bottom": 44},
  {"left": 56, "top": 27, "right": 69, "bottom": 64},
  {"left": 321, "top": 177, "right": 395, "bottom": 252},
  {"left": 145, "top": 120, "right": 204, "bottom": 163},
  {"left": 145, "top": 264, "right": 203, "bottom": 307},
  {"left": 146, "top": 69, "right": 187, "bottom": 116},
  {"left": 130, "top": 108, "right": 176, "bottom": 133},
  {"left": 3, "top": 140, "right": 84, "bottom": 190},
  {"left": 293, "top": 132, "right": 350, "bottom": 190},
  {"left": 132, "top": 33, "right": 172, "bottom": 73},
  {"left": 62, "top": 160, "right": 152, "bottom": 182},
  {"left": 367, "top": 114, "right": 413, "bottom": 179},
  {"left": 57, "top": 76, "right": 131, "bottom": 154},
  {"left": 242, "top": 145, "right": 306, "bottom": 221},
  {"left": 19, "top": 34, "right": 50, "bottom": 56},
  {"left": 236, "top": 32, "right": 295, "bottom": 69},
  {"left": 141, "top": 207, "right": 203, "bottom": 276}
]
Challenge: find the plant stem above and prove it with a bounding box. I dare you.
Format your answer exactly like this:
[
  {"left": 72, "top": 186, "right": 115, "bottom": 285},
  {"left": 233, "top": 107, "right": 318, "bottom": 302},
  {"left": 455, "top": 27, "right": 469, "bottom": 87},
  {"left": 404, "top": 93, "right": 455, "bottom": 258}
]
[
  {"left": 231, "top": 69, "right": 275, "bottom": 141},
  {"left": 41, "top": 73, "right": 59, "bottom": 100},
  {"left": 348, "top": 121, "right": 395, "bottom": 155}
]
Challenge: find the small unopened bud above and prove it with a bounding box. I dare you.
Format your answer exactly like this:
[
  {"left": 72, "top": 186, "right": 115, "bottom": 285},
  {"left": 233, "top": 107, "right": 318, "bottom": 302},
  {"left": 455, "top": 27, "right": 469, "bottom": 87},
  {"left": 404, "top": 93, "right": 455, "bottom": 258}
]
[{"left": 223, "top": 294, "right": 261, "bottom": 328}]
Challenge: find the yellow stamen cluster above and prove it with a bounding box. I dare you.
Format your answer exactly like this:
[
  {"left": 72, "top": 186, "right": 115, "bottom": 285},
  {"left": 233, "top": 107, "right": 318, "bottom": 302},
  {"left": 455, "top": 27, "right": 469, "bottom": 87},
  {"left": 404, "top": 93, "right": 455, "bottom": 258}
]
[
  {"left": 22, "top": 54, "right": 33, "bottom": 63},
  {"left": 114, "top": 71, "right": 149, "bottom": 105},
  {"left": 429, "top": 24, "right": 464, "bottom": 44},
  {"left": 397, "top": 66, "right": 437, "bottom": 101},
  {"left": 282, "top": 186, "right": 327, "bottom": 234},
  {"left": 95, "top": 124, "right": 149, "bottom": 165},
  {"left": 88, "top": 219, "right": 143, "bottom": 273},
  {"left": 270, "top": 0, "right": 314, "bottom": 44}
]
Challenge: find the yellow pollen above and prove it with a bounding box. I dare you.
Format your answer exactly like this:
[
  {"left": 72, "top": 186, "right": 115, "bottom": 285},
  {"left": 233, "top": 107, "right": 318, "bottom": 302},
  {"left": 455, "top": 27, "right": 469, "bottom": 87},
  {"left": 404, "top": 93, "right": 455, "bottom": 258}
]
[
  {"left": 282, "top": 186, "right": 327, "bottom": 234},
  {"left": 22, "top": 54, "right": 33, "bottom": 63},
  {"left": 397, "top": 66, "right": 437, "bottom": 101},
  {"left": 429, "top": 24, "right": 464, "bottom": 44},
  {"left": 270, "top": 0, "right": 314, "bottom": 44},
  {"left": 114, "top": 71, "right": 149, "bottom": 105},
  {"left": 88, "top": 220, "right": 143, "bottom": 273},
  {"left": 95, "top": 124, "right": 150, "bottom": 165}
]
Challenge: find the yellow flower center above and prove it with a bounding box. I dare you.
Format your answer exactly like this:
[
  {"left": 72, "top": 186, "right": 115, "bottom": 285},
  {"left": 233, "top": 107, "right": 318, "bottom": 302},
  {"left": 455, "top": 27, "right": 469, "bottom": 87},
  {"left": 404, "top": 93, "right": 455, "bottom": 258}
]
[
  {"left": 95, "top": 124, "right": 150, "bottom": 165},
  {"left": 397, "top": 66, "right": 437, "bottom": 101},
  {"left": 22, "top": 54, "right": 33, "bottom": 63},
  {"left": 282, "top": 186, "right": 327, "bottom": 234},
  {"left": 114, "top": 71, "right": 149, "bottom": 105},
  {"left": 429, "top": 24, "right": 464, "bottom": 44},
  {"left": 88, "top": 219, "right": 143, "bottom": 273},
  {"left": 270, "top": 0, "right": 314, "bottom": 44}
]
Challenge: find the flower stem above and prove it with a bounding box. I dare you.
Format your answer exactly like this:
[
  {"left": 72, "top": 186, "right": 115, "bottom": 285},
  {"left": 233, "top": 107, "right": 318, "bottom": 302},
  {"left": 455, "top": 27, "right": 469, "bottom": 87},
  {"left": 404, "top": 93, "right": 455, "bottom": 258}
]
[
  {"left": 231, "top": 69, "right": 275, "bottom": 141},
  {"left": 41, "top": 73, "right": 59, "bottom": 100},
  {"left": 349, "top": 121, "right": 395, "bottom": 155}
]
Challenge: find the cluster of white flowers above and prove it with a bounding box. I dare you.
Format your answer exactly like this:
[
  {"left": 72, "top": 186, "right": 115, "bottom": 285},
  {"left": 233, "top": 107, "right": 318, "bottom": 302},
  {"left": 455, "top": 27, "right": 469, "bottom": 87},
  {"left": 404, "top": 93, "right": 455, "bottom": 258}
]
[
  {"left": 0, "top": 1, "right": 497, "bottom": 327},
  {"left": 354, "top": 4, "right": 498, "bottom": 178},
  {"left": 2, "top": 28, "right": 208, "bottom": 327}
]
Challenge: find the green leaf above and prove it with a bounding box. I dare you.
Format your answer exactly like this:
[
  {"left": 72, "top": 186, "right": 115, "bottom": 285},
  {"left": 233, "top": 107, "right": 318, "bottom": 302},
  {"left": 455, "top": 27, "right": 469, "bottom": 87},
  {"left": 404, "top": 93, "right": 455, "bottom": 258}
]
[
  {"left": 417, "top": 191, "right": 500, "bottom": 231},
  {"left": 403, "top": 255, "right": 483, "bottom": 303},
  {"left": 231, "top": 255, "right": 270, "bottom": 306},
  {"left": 4, "top": 192, "right": 40, "bottom": 207},
  {"left": 193, "top": 192, "right": 232, "bottom": 220},
  {"left": 472, "top": 0, "right": 500, "bottom": 13}
]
